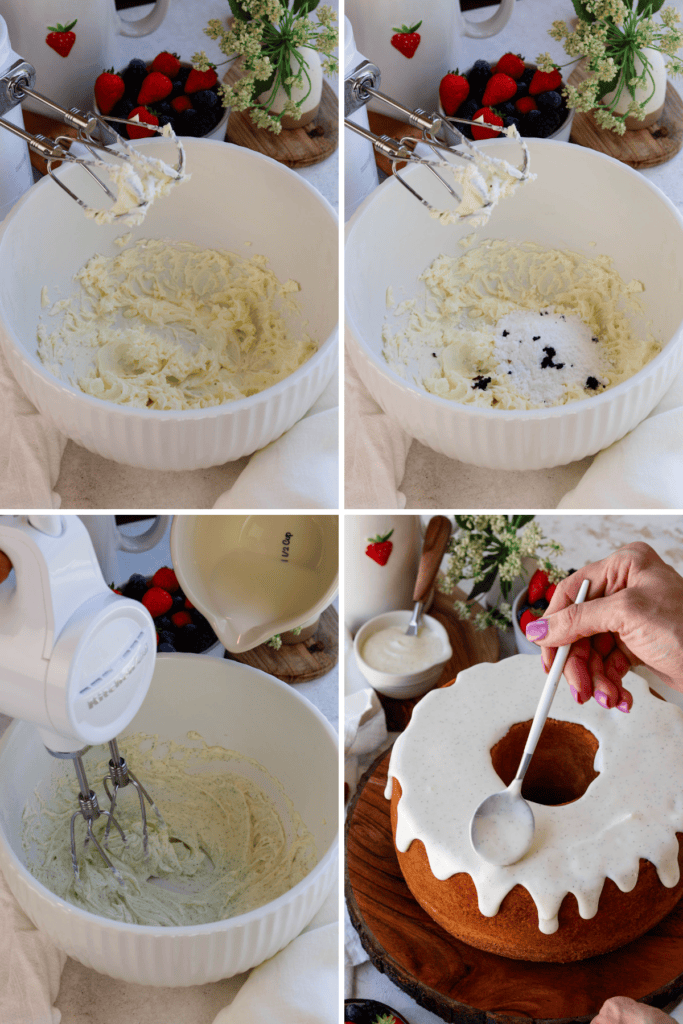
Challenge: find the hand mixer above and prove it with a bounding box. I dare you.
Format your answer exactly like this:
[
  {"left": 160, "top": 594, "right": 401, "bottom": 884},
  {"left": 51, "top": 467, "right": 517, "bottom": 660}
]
[
  {"left": 0, "top": 515, "right": 162, "bottom": 884},
  {"left": 0, "top": 56, "right": 185, "bottom": 220},
  {"left": 344, "top": 59, "right": 531, "bottom": 219}
]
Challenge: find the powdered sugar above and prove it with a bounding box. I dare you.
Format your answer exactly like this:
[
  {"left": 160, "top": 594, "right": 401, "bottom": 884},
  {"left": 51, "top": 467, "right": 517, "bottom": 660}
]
[{"left": 492, "top": 309, "right": 607, "bottom": 405}]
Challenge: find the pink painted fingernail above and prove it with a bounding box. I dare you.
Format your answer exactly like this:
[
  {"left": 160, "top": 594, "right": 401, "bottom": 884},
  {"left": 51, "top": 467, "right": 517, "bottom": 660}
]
[
  {"left": 525, "top": 618, "right": 548, "bottom": 641},
  {"left": 617, "top": 699, "right": 630, "bottom": 714},
  {"left": 594, "top": 691, "right": 611, "bottom": 709},
  {"left": 569, "top": 685, "right": 581, "bottom": 704}
]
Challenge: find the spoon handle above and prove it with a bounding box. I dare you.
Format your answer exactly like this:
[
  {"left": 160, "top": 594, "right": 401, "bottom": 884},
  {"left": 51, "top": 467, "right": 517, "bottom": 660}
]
[
  {"left": 514, "top": 578, "right": 590, "bottom": 785},
  {"left": 412, "top": 516, "right": 453, "bottom": 604}
]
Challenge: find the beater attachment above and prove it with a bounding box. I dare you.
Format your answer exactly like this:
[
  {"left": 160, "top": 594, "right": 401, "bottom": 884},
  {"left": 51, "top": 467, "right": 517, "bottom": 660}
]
[
  {"left": 344, "top": 59, "right": 531, "bottom": 220},
  {"left": 68, "top": 751, "right": 126, "bottom": 885},
  {"left": 103, "top": 737, "right": 164, "bottom": 856},
  {"left": 0, "top": 58, "right": 185, "bottom": 220}
]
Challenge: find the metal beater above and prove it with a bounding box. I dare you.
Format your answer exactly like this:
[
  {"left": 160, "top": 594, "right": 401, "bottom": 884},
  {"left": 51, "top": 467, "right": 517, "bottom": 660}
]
[
  {"left": 0, "top": 57, "right": 185, "bottom": 220},
  {"left": 103, "top": 737, "right": 164, "bottom": 857},
  {"left": 344, "top": 59, "right": 531, "bottom": 220},
  {"left": 0, "top": 515, "right": 162, "bottom": 883}
]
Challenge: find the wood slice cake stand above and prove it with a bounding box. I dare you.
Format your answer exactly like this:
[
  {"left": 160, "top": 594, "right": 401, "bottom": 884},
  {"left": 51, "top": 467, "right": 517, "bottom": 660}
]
[
  {"left": 376, "top": 586, "right": 499, "bottom": 733},
  {"left": 346, "top": 749, "right": 683, "bottom": 1024},
  {"left": 568, "top": 64, "right": 683, "bottom": 167},
  {"left": 224, "top": 604, "right": 338, "bottom": 683}
]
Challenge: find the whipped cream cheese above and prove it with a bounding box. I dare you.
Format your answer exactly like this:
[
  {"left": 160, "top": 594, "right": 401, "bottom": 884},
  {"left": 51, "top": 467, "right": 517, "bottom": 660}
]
[
  {"left": 362, "top": 624, "right": 443, "bottom": 674},
  {"left": 37, "top": 238, "right": 316, "bottom": 409},
  {"left": 22, "top": 732, "right": 317, "bottom": 926},
  {"left": 382, "top": 239, "right": 658, "bottom": 409},
  {"left": 386, "top": 656, "right": 683, "bottom": 935}
]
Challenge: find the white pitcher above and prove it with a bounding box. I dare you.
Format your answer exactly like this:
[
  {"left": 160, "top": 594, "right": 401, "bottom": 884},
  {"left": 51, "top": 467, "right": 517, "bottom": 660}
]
[
  {"left": 346, "top": 0, "right": 515, "bottom": 115},
  {"left": 345, "top": 516, "right": 456, "bottom": 635},
  {"left": 79, "top": 515, "right": 169, "bottom": 588},
  {"left": 0, "top": 0, "right": 170, "bottom": 113}
]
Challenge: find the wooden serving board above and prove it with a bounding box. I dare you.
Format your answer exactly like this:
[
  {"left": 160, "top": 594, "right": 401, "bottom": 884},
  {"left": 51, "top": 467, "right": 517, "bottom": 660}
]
[
  {"left": 224, "top": 604, "right": 338, "bottom": 683},
  {"left": 223, "top": 66, "right": 338, "bottom": 167},
  {"left": 346, "top": 749, "right": 683, "bottom": 1024},
  {"left": 568, "top": 64, "right": 683, "bottom": 167},
  {"left": 22, "top": 111, "right": 78, "bottom": 176},
  {"left": 377, "top": 585, "right": 499, "bottom": 733}
]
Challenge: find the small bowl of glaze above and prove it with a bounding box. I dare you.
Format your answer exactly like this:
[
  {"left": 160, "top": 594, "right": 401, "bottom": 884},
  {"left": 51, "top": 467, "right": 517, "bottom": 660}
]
[{"left": 354, "top": 610, "right": 452, "bottom": 699}]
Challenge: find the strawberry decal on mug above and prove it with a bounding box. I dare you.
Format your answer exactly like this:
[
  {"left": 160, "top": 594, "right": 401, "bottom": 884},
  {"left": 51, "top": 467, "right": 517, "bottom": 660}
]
[
  {"left": 365, "top": 530, "right": 394, "bottom": 566},
  {"left": 390, "top": 22, "right": 422, "bottom": 59},
  {"left": 46, "top": 20, "right": 77, "bottom": 58}
]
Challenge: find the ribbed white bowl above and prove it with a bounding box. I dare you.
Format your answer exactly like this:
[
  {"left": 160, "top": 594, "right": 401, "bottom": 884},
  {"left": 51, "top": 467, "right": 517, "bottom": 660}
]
[
  {"left": 0, "top": 138, "right": 338, "bottom": 471},
  {"left": 346, "top": 139, "right": 683, "bottom": 470},
  {"left": 0, "top": 655, "right": 338, "bottom": 986}
]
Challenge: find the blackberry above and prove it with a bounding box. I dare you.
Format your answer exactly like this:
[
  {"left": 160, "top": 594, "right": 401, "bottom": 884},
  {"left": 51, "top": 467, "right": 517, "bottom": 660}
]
[
  {"left": 156, "top": 113, "right": 171, "bottom": 128},
  {"left": 520, "top": 66, "right": 535, "bottom": 86},
  {"left": 123, "top": 573, "right": 148, "bottom": 600},
  {"left": 170, "top": 77, "right": 185, "bottom": 97},
  {"left": 537, "top": 111, "right": 561, "bottom": 137},
  {"left": 176, "top": 65, "right": 192, "bottom": 87},
  {"left": 157, "top": 630, "right": 175, "bottom": 647},
  {"left": 531, "top": 597, "right": 548, "bottom": 611},
  {"left": 521, "top": 108, "right": 543, "bottom": 137},
  {"left": 171, "top": 591, "right": 186, "bottom": 612},
  {"left": 503, "top": 115, "right": 521, "bottom": 133},
  {"left": 536, "top": 89, "right": 562, "bottom": 111},
  {"left": 111, "top": 97, "right": 135, "bottom": 120},
  {"left": 194, "top": 111, "right": 217, "bottom": 136},
  {"left": 498, "top": 100, "right": 515, "bottom": 118},
  {"left": 467, "top": 59, "right": 491, "bottom": 94},
  {"left": 177, "top": 108, "right": 200, "bottom": 136},
  {"left": 122, "top": 58, "right": 148, "bottom": 97},
  {"left": 196, "top": 627, "right": 217, "bottom": 652},
  {"left": 155, "top": 100, "right": 172, "bottom": 118},
  {"left": 516, "top": 602, "right": 531, "bottom": 623},
  {"left": 514, "top": 80, "right": 529, "bottom": 99},
  {"left": 156, "top": 615, "right": 172, "bottom": 632},
  {"left": 192, "top": 89, "right": 220, "bottom": 112},
  {"left": 176, "top": 623, "right": 200, "bottom": 652},
  {"left": 158, "top": 643, "right": 176, "bottom": 653}
]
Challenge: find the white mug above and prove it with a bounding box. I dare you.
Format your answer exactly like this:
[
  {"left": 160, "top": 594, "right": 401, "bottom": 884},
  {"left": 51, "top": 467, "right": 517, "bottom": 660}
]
[
  {"left": 346, "top": 0, "right": 515, "bottom": 115},
  {"left": 79, "top": 515, "right": 169, "bottom": 588},
  {"left": 0, "top": 0, "right": 170, "bottom": 113}
]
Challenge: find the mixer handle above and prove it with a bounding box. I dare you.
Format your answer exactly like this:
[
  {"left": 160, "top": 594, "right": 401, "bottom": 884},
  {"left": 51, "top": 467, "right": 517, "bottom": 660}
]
[{"left": 115, "top": 516, "right": 169, "bottom": 554}]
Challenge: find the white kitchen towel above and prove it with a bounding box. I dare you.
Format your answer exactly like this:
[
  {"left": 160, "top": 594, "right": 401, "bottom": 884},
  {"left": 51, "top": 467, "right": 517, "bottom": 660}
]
[
  {"left": 214, "top": 376, "right": 339, "bottom": 509},
  {"left": 211, "top": 889, "right": 338, "bottom": 1024},
  {"left": 0, "top": 869, "right": 66, "bottom": 1024},
  {"left": 345, "top": 349, "right": 410, "bottom": 509},
  {"left": 0, "top": 342, "right": 66, "bottom": 509},
  {"left": 559, "top": 364, "right": 683, "bottom": 508}
]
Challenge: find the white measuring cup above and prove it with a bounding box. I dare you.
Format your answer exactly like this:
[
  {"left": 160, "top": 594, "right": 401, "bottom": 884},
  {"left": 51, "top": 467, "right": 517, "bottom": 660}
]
[{"left": 170, "top": 515, "right": 339, "bottom": 653}]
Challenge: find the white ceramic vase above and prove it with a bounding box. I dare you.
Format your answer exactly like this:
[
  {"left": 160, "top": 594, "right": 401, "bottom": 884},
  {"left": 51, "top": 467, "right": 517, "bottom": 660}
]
[
  {"left": 601, "top": 46, "right": 666, "bottom": 129},
  {"left": 258, "top": 44, "right": 323, "bottom": 129}
]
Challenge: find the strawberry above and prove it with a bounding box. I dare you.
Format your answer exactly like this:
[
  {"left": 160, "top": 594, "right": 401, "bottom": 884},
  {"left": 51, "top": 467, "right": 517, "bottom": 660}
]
[
  {"left": 171, "top": 94, "right": 192, "bottom": 113},
  {"left": 151, "top": 51, "right": 181, "bottom": 79},
  {"left": 45, "top": 20, "right": 77, "bottom": 58},
  {"left": 529, "top": 67, "right": 563, "bottom": 95},
  {"left": 439, "top": 70, "right": 469, "bottom": 116},
  {"left": 184, "top": 597, "right": 195, "bottom": 610},
  {"left": 95, "top": 69, "right": 125, "bottom": 115},
  {"left": 390, "top": 22, "right": 422, "bottom": 59},
  {"left": 171, "top": 610, "right": 192, "bottom": 628},
  {"left": 545, "top": 583, "right": 557, "bottom": 603},
  {"left": 520, "top": 608, "right": 542, "bottom": 635},
  {"left": 471, "top": 107, "right": 504, "bottom": 140},
  {"left": 152, "top": 567, "right": 179, "bottom": 593},
  {"left": 482, "top": 72, "right": 516, "bottom": 108},
  {"left": 185, "top": 66, "right": 218, "bottom": 93},
  {"left": 493, "top": 53, "right": 526, "bottom": 80},
  {"left": 142, "top": 586, "right": 173, "bottom": 618},
  {"left": 365, "top": 530, "right": 394, "bottom": 566},
  {"left": 138, "top": 71, "right": 173, "bottom": 106},
  {"left": 515, "top": 96, "right": 538, "bottom": 115},
  {"left": 528, "top": 568, "right": 551, "bottom": 604},
  {"left": 126, "top": 106, "right": 159, "bottom": 139}
]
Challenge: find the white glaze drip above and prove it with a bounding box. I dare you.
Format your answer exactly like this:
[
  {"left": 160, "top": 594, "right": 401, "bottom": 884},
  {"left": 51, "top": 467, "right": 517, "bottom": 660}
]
[{"left": 385, "top": 655, "right": 683, "bottom": 935}]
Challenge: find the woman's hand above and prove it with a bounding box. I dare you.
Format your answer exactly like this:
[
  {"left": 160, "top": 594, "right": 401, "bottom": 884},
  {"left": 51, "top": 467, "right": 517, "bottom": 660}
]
[
  {"left": 592, "top": 996, "right": 674, "bottom": 1024},
  {"left": 525, "top": 542, "right": 683, "bottom": 710}
]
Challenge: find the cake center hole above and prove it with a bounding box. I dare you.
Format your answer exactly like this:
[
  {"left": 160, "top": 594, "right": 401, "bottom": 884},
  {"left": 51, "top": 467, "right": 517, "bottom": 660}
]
[{"left": 490, "top": 718, "right": 599, "bottom": 805}]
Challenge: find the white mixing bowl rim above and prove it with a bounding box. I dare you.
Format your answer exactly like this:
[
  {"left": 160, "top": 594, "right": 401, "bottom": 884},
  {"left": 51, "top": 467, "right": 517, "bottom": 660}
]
[
  {"left": 345, "top": 137, "right": 683, "bottom": 420},
  {"left": 0, "top": 138, "right": 339, "bottom": 421},
  {"left": 0, "top": 653, "right": 339, "bottom": 936}
]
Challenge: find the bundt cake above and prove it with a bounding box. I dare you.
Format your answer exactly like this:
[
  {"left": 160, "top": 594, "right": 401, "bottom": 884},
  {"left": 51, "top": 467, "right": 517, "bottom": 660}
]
[{"left": 385, "top": 654, "right": 683, "bottom": 962}]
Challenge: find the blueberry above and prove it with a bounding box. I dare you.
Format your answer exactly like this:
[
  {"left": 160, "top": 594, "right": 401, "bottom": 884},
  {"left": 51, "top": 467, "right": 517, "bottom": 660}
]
[
  {"left": 498, "top": 101, "right": 515, "bottom": 118},
  {"left": 177, "top": 108, "right": 199, "bottom": 136},
  {"left": 158, "top": 643, "right": 176, "bottom": 653},
  {"left": 122, "top": 58, "right": 148, "bottom": 97},
  {"left": 531, "top": 598, "right": 548, "bottom": 611},
  {"left": 192, "top": 89, "right": 220, "bottom": 112},
  {"left": 520, "top": 66, "right": 535, "bottom": 86},
  {"left": 467, "top": 59, "right": 491, "bottom": 94},
  {"left": 154, "top": 100, "right": 172, "bottom": 117},
  {"left": 521, "top": 108, "right": 543, "bottom": 137},
  {"left": 171, "top": 591, "right": 186, "bottom": 612},
  {"left": 110, "top": 97, "right": 135, "bottom": 120},
  {"left": 158, "top": 630, "right": 175, "bottom": 647},
  {"left": 122, "top": 573, "right": 148, "bottom": 601},
  {"left": 517, "top": 602, "right": 531, "bottom": 623},
  {"left": 170, "top": 77, "right": 185, "bottom": 97},
  {"left": 156, "top": 615, "right": 172, "bottom": 632},
  {"left": 176, "top": 65, "right": 191, "bottom": 86},
  {"left": 536, "top": 89, "right": 562, "bottom": 111},
  {"left": 503, "top": 115, "right": 521, "bottom": 132},
  {"left": 514, "top": 80, "right": 529, "bottom": 99},
  {"left": 537, "top": 111, "right": 561, "bottom": 137},
  {"left": 156, "top": 113, "right": 171, "bottom": 128},
  {"left": 176, "top": 623, "right": 201, "bottom": 652},
  {"left": 196, "top": 628, "right": 218, "bottom": 652}
]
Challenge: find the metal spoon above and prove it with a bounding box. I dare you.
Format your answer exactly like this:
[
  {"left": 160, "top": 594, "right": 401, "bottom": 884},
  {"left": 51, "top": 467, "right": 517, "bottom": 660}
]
[
  {"left": 406, "top": 516, "right": 453, "bottom": 636},
  {"left": 470, "top": 578, "right": 590, "bottom": 866}
]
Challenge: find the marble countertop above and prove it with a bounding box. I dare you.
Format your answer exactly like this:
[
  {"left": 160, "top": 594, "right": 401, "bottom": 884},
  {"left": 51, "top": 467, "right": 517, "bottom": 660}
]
[
  {"left": 0, "top": 518, "right": 339, "bottom": 1023},
  {"left": 48, "top": 0, "right": 338, "bottom": 510},
  {"left": 348, "top": 0, "right": 683, "bottom": 510},
  {"left": 348, "top": 513, "right": 683, "bottom": 1021}
]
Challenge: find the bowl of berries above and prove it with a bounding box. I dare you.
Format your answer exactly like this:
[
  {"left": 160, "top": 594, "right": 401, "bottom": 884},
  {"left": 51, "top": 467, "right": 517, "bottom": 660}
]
[
  {"left": 94, "top": 52, "right": 228, "bottom": 141},
  {"left": 116, "top": 566, "right": 222, "bottom": 656},
  {"left": 438, "top": 54, "right": 573, "bottom": 143},
  {"left": 513, "top": 568, "right": 573, "bottom": 655}
]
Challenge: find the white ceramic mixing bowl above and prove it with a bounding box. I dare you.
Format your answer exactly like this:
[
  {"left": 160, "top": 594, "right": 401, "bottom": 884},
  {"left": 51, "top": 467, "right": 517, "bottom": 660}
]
[
  {"left": 346, "top": 139, "right": 683, "bottom": 470},
  {"left": 0, "top": 654, "right": 338, "bottom": 986},
  {"left": 0, "top": 138, "right": 338, "bottom": 471}
]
